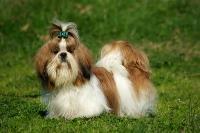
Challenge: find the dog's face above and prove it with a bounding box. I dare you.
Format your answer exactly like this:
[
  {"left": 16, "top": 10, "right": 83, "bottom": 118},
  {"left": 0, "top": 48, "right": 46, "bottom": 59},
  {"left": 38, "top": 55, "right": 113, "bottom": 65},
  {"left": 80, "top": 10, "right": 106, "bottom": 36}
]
[
  {"left": 35, "top": 21, "right": 92, "bottom": 90},
  {"left": 46, "top": 37, "right": 79, "bottom": 88}
]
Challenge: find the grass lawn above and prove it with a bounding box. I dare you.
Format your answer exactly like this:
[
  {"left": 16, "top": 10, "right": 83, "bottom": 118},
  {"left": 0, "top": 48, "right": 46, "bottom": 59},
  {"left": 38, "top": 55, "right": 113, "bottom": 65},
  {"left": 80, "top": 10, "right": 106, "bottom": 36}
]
[{"left": 0, "top": 0, "right": 199, "bottom": 132}]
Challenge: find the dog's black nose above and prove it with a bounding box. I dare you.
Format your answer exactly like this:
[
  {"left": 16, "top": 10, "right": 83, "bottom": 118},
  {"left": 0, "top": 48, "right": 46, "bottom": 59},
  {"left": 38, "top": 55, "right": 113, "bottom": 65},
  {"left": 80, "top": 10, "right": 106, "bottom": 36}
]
[{"left": 59, "top": 52, "right": 67, "bottom": 61}]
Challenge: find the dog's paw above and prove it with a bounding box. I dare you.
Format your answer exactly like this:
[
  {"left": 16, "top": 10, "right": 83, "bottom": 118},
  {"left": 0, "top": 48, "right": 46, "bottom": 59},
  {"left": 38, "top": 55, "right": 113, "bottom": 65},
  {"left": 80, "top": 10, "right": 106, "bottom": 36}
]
[{"left": 39, "top": 110, "right": 49, "bottom": 117}]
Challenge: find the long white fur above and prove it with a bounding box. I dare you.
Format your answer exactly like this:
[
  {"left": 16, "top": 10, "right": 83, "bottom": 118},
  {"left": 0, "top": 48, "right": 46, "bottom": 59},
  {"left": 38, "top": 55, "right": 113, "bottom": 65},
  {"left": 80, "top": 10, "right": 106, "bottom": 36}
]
[
  {"left": 45, "top": 75, "right": 110, "bottom": 119},
  {"left": 96, "top": 50, "right": 155, "bottom": 117}
]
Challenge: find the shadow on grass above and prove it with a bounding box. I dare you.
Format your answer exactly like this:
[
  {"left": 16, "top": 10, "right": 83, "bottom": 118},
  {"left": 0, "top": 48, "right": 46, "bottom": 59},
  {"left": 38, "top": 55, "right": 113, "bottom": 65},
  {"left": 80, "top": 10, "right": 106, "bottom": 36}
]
[{"left": 0, "top": 93, "right": 40, "bottom": 98}]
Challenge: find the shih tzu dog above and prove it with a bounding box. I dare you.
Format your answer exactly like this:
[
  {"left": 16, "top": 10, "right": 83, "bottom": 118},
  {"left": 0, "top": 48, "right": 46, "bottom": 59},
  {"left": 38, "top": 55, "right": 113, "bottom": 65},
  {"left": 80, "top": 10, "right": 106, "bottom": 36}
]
[{"left": 35, "top": 20, "right": 156, "bottom": 119}]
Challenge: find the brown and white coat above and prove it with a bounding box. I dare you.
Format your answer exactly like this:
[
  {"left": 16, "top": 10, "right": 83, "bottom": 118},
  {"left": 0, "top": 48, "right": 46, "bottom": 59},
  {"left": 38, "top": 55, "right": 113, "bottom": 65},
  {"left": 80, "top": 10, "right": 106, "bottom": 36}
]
[{"left": 35, "top": 20, "right": 156, "bottom": 119}]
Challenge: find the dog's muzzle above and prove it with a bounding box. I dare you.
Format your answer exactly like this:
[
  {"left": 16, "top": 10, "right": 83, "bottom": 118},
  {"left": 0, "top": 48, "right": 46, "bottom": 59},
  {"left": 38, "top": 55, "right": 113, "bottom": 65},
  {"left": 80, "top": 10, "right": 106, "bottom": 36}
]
[{"left": 59, "top": 52, "right": 67, "bottom": 62}]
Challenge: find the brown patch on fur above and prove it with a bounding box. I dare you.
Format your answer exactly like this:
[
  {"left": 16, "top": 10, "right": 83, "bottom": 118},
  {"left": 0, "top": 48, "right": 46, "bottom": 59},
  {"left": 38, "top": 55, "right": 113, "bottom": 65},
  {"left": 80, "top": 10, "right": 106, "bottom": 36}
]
[
  {"left": 92, "top": 67, "right": 119, "bottom": 114},
  {"left": 73, "top": 72, "right": 87, "bottom": 86},
  {"left": 34, "top": 41, "right": 56, "bottom": 91},
  {"left": 73, "top": 44, "right": 93, "bottom": 86},
  {"left": 66, "top": 36, "right": 78, "bottom": 52},
  {"left": 101, "top": 41, "right": 153, "bottom": 96},
  {"left": 74, "top": 44, "right": 93, "bottom": 68}
]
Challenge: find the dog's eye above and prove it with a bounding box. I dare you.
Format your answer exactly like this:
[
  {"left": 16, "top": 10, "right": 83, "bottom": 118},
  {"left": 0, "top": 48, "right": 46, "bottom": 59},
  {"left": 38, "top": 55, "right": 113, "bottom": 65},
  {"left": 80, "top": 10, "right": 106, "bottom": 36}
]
[
  {"left": 52, "top": 47, "right": 59, "bottom": 54},
  {"left": 67, "top": 47, "right": 75, "bottom": 53}
]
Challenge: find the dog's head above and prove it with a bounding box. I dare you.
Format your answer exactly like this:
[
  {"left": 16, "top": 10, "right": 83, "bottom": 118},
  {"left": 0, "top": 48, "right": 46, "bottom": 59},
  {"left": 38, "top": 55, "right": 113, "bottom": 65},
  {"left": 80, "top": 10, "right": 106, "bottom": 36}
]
[{"left": 35, "top": 20, "right": 92, "bottom": 90}]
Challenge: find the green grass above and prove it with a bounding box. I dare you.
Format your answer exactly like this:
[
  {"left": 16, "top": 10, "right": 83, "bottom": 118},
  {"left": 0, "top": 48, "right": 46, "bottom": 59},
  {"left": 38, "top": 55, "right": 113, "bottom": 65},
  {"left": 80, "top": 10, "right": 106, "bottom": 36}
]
[{"left": 0, "top": 0, "right": 199, "bottom": 132}]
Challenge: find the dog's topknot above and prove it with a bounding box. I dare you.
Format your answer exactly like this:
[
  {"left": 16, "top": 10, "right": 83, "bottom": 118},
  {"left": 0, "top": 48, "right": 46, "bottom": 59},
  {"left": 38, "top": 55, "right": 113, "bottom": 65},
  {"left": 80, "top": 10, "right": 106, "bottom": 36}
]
[{"left": 49, "top": 19, "right": 79, "bottom": 41}]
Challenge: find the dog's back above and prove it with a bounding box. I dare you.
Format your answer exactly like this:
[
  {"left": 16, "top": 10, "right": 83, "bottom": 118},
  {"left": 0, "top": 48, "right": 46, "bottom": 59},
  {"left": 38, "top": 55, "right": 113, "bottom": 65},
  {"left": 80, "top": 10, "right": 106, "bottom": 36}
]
[{"left": 97, "top": 41, "right": 156, "bottom": 117}]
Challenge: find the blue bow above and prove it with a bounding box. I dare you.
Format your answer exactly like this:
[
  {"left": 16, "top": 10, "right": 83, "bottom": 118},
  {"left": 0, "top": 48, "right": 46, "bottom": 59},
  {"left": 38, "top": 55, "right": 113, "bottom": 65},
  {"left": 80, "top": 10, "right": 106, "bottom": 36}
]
[{"left": 58, "top": 31, "right": 68, "bottom": 38}]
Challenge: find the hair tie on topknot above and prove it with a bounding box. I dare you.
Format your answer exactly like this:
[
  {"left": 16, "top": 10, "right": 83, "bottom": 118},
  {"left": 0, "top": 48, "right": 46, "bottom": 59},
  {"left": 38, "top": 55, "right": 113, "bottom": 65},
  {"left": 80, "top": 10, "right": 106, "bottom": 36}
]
[{"left": 58, "top": 31, "right": 68, "bottom": 38}]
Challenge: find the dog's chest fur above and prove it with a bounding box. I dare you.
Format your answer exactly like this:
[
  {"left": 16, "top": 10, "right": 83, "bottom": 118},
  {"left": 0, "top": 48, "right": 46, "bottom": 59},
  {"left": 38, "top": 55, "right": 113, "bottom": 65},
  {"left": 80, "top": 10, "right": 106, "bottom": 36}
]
[{"left": 45, "top": 75, "right": 109, "bottom": 119}]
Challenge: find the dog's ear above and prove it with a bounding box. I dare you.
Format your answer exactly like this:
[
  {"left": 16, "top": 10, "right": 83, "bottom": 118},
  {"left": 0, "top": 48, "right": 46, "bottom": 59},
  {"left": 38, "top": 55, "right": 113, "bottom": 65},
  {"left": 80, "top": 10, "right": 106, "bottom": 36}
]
[
  {"left": 79, "top": 62, "right": 91, "bottom": 80},
  {"left": 73, "top": 45, "right": 92, "bottom": 86},
  {"left": 74, "top": 44, "right": 93, "bottom": 80},
  {"left": 35, "top": 44, "right": 54, "bottom": 90},
  {"left": 35, "top": 44, "right": 48, "bottom": 78}
]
